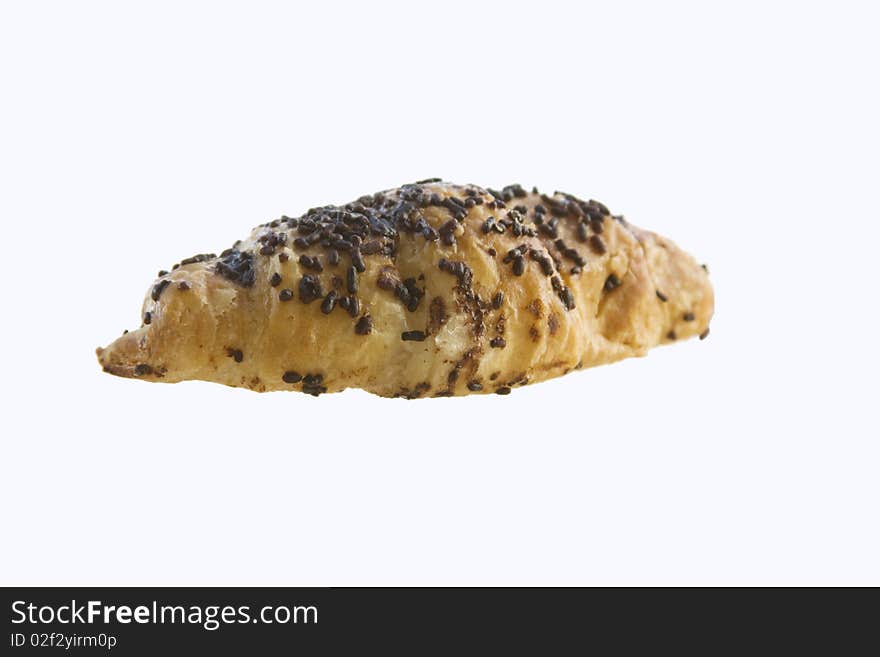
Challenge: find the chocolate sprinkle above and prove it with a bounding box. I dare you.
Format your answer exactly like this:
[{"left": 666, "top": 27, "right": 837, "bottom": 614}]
[
  {"left": 216, "top": 249, "right": 256, "bottom": 287},
  {"left": 298, "top": 274, "right": 323, "bottom": 303},
  {"left": 299, "top": 254, "right": 323, "bottom": 272},
  {"left": 700, "top": 327, "right": 710, "bottom": 340},
  {"left": 438, "top": 258, "right": 473, "bottom": 287},
  {"left": 301, "top": 373, "right": 326, "bottom": 396},
  {"left": 558, "top": 287, "right": 576, "bottom": 311},
  {"left": 355, "top": 315, "right": 373, "bottom": 335},
  {"left": 655, "top": 290, "right": 668, "bottom": 302},
  {"left": 346, "top": 266, "right": 358, "bottom": 294},
  {"left": 282, "top": 370, "right": 302, "bottom": 384},
  {"left": 226, "top": 348, "right": 243, "bottom": 363},
  {"left": 604, "top": 274, "right": 622, "bottom": 292},
  {"left": 279, "top": 288, "right": 294, "bottom": 301},
  {"left": 530, "top": 249, "right": 555, "bottom": 276},
  {"left": 320, "top": 290, "right": 338, "bottom": 314},
  {"left": 351, "top": 248, "right": 366, "bottom": 273},
  {"left": 134, "top": 364, "right": 152, "bottom": 376},
  {"left": 401, "top": 330, "right": 427, "bottom": 342},
  {"left": 179, "top": 253, "right": 216, "bottom": 267},
  {"left": 683, "top": 312, "right": 695, "bottom": 322},
  {"left": 495, "top": 386, "right": 511, "bottom": 395},
  {"left": 439, "top": 219, "right": 458, "bottom": 245},
  {"left": 402, "top": 277, "right": 424, "bottom": 312},
  {"left": 151, "top": 279, "right": 170, "bottom": 302},
  {"left": 270, "top": 272, "right": 282, "bottom": 287}
]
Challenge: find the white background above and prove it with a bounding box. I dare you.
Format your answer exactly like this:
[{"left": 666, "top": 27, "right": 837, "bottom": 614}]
[{"left": 1, "top": 1, "right": 878, "bottom": 585}]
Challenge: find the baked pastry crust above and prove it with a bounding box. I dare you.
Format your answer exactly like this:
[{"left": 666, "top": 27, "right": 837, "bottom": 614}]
[{"left": 97, "top": 181, "right": 713, "bottom": 397}]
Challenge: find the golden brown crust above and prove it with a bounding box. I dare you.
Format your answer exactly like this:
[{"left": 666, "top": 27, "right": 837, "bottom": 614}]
[{"left": 97, "top": 181, "right": 714, "bottom": 397}]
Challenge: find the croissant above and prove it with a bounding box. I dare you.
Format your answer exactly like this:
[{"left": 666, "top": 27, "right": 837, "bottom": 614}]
[{"left": 97, "top": 180, "right": 713, "bottom": 397}]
